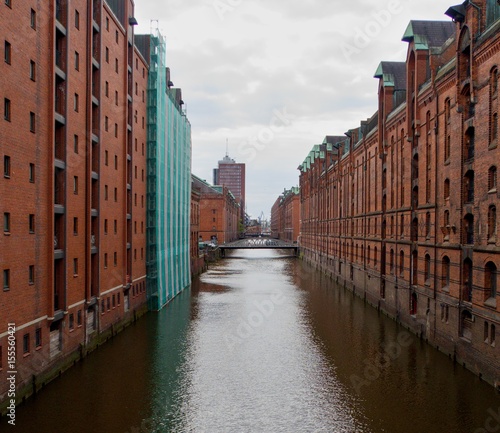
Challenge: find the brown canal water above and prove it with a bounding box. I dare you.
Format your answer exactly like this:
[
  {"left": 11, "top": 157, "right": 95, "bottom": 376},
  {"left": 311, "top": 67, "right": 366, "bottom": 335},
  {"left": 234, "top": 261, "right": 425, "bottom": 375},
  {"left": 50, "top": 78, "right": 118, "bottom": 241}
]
[{"left": 2, "top": 249, "right": 499, "bottom": 433}]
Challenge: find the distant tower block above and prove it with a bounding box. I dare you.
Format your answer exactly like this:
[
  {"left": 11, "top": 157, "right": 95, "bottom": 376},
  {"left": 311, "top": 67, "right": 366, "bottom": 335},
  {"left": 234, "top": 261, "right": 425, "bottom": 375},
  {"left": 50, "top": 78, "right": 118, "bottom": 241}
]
[{"left": 213, "top": 150, "right": 246, "bottom": 222}]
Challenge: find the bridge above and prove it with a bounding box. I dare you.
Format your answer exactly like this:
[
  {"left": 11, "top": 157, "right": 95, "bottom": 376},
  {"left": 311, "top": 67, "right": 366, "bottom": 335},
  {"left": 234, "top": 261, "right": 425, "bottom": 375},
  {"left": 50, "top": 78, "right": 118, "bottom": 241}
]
[{"left": 219, "top": 238, "right": 298, "bottom": 257}]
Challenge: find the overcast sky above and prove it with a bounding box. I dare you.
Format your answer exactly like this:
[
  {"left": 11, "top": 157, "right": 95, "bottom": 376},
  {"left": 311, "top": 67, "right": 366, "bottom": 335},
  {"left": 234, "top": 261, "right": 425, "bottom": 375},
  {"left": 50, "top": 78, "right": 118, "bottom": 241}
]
[{"left": 134, "top": 0, "right": 455, "bottom": 220}]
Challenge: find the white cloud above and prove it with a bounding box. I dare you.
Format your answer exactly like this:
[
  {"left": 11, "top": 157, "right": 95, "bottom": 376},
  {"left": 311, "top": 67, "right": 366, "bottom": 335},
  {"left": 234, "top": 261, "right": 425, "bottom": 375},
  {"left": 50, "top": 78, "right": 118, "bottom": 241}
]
[{"left": 134, "top": 0, "right": 455, "bottom": 219}]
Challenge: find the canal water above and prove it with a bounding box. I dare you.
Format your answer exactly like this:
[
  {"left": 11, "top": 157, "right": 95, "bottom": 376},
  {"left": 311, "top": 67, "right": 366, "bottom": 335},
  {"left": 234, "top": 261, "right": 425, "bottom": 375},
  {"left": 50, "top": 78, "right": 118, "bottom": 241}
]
[{"left": 3, "top": 249, "right": 500, "bottom": 433}]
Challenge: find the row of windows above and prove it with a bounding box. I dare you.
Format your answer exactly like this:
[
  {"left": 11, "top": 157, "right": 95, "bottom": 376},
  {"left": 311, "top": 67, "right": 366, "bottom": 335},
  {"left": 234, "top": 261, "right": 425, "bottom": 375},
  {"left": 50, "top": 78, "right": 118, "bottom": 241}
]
[
  {"left": 3, "top": 212, "right": 35, "bottom": 233},
  {"left": 3, "top": 99, "right": 36, "bottom": 130},
  {"left": 3, "top": 266, "right": 35, "bottom": 290},
  {"left": 100, "top": 292, "right": 121, "bottom": 315},
  {"left": 5, "top": 41, "right": 37, "bottom": 82},
  {"left": 3, "top": 156, "right": 35, "bottom": 180}
]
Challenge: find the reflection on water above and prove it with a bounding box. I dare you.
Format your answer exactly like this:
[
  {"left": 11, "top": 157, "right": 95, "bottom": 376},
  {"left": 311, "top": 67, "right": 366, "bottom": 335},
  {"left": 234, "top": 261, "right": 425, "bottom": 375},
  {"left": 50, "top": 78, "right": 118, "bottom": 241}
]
[{"left": 4, "top": 249, "right": 499, "bottom": 433}]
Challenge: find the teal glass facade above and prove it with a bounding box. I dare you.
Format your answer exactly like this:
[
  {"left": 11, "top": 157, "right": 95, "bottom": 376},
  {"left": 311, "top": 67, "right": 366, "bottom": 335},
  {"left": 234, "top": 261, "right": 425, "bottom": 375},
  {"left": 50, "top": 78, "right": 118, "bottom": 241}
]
[{"left": 146, "top": 31, "right": 192, "bottom": 311}]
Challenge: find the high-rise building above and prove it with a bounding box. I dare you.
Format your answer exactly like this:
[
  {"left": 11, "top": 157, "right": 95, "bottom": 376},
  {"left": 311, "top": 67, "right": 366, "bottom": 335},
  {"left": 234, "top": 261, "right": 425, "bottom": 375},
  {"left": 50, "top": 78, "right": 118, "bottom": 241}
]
[{"left": 213, "top": 154, "right": 245, "bottom": 223}]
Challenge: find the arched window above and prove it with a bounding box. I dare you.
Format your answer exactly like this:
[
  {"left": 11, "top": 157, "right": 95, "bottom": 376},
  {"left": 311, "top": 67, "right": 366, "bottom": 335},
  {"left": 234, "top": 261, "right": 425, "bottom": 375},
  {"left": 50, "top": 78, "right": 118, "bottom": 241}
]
[
  {"left": 400, "top": 214, "right": 405, "bottom": 237},
  {"left": 488, "top": 205, "right": 497, "bottom": 242},
  {"left": 412, "top": 217, "right": 419, "bottom": 242},
  {"left": 425, "top": 254, "right": 431, "bottom": 284},
  {"left": 489, "top": 166, "right": 497, "bottom": 191},
  {"left": 490, "top": 67, "right": 498, "bottom": 144},
  {"left": 485, "top": 261, "right": 497, "bottom": 301},
  {"left": 463, "top": 170, "right": 474, "bottom": 204},
  {"left": 367, "top": 245, "right": 371, "bottom": 265},
  {"left": 464, "top": 127, "right": 475, "bottom": 161},
  {"left": 410, "top": 292, "right": 418, "bottom": 316},
  {"left": 442, "top": 256, "right": 450, "bottom": 290},
  {"left": 426, "top": 212, "right": 431, "bottom": 238},
  {"left": 444, "top": 178, "right": 450, "bottom": 200},
  {"left": 463, "top": 213, "right": 474, "bottom": 244},
  {"left": 463, "top": 258, "right": 473, "bottom": 302}
]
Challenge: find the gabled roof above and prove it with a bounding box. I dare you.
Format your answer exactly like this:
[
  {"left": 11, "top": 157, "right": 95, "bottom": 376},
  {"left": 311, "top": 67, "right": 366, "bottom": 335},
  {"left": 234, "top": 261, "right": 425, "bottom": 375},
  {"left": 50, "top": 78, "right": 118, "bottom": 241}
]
[
  {"left": 374, "top": 61, "right": 407, "bottom": 90},
  {"left": 402, "top": 20, "right": 456, "bottom": 50}
]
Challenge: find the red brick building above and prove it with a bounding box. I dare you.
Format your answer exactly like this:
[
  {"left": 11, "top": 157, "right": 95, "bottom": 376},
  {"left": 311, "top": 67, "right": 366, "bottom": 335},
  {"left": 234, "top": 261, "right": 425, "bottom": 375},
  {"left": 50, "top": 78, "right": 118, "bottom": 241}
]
[
  {"left": 271, "top": 187, "right": 300, "bottom": 243},
  {"left": 190, "top": 181, "right": 205, "bottom": 276},
  {"left": 299, "top": 2, "right": 499, "bottom": 388},
  {"left": 0, "top": 0, "right": 152, "bottom": 411},
  {"left": 193, "top": 175, "right": 240, "bottom": 244}
]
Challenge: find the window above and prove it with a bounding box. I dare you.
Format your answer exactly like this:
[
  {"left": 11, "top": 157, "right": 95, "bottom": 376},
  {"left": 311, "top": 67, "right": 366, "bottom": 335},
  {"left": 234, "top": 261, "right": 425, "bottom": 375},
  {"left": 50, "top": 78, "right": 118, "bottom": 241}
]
[
  {"left": 29, "top": 163, "right": 35, "bottom": 182},
  {"left": 30, "top": 112, "right": 35, "bottom": 132},
  {"left": 114, "top": 187, "right": 117, "bottom": 202},
  {"left": 5, "top": 0, "right": 11, "bottom": 8},
  {"left": 425, "top": 254, "right": 431, "bottom": 285},
  {"left": 104, "top": 253, "right": 108, "bottom": 268},
  {"left": 29, "top": 265, "right": 35, "bottom": 284},
  {"left": 444, "top": 179, "right": 450, "bottom": 200},
  {"left": 29, "top": 214, "right": 35, "bottom": 233},
  {"left": 492, "top": 324, "right": 496, "bottom": 347},
  {"left": 105, "top": 17, "right": 109, "bottom": 31},
  {"left": 73, "top": 258, "right": 78, "bottom": 275},
  {"left": 425, "top": 212, "right": 431, "bottom": 238},
  {"left": 114, "top": 155, "right": 118, "bottom": 169},
  {"left": 23, "top": 334, "right": 30, "bottom": 354},
  {"left": 74, "top": 93, "right": 79, "bottom": 112},
  {"left": 107, "top": 297, "right": 111, "bottom": 311},
  {"left": 105, "top": 81, "right": 109, "bottom": 97},
  {"left": 115, "top": 90, "right": 118, "bottom": 105},
  {"left": 73, "top": 176, "right": 78, "bottom": 194},
  {"left": 105, "top": 116, "right": 109, "bottom": 132},
  {"left": 75, "top": 10, "right": 79, "bottom": 29},
  {"left": 104, "top": 219, "right": 108, "bottom": 234},
  {"left": 115, "top": 30, "right": 119, "bottom": 43},
  {"left": 114, "top": 220, "right": 117, "bottom": 234},
  {"left": 484, "top": 261, "right": 497, "bottom": 300},
  {"left": 115, "top": 58, "right": 118, "bottom": 73},
  {"left": 69, "top": 313, "right": 74, "bottom": 330},
  {"left": 442, "top": 256, "right": 450, "bottom": 290},
  {"left": 112, "top": 294, "right": 116, "bottom": 308},
  {"left": 105, "top": 47, "right": 109, "bottom": 63},
  {"left": 3, "top": 212, "right": 10, "bottom": 232},
  {"left": 113, "top": 252, "right": 117, "bottom": 266},
  {"left": 114, "top": 123, "right": 118, "bottom": 137},
  {"left": 4, "top": 155, "right": 10, "bottom": 177},
  {"left": 74, "top": 134, "right": 79, "bottom": 153},
  {"left": 488, "top": 205, "right": 497, "bottom": 242},
  {"left": 30, "top": 60, "right": 36, "bottom": 81},
  {"left": 399, "top": 250, "right": 404, "bottom": 276},
  {"left": 75, "top": 51, "right": 79, "bottom": 70},
  {"left": 4, "top": 98, "right": 10, "bottom": 121},
  {"left": 3, "top": 269, "right": 10, "bottom": 290},
  {"left": 77, "top": 310, "right": 82, "bottom": 326},
  {"left": 31, "top": 9, "right": 36, "bottom": 29},
  {"left": 73, "top": 217, "right": 78, "bottom": 235},
  {"left": 104, "top": 185, "right": 108, "bottom": 200},
  {"left": 35, "top": 328, "right": 41, "bottom": 348},
  {"left": 4, "top": 41, "right": 11, "bottom": 64},
  {"left": 489, "top": 166, "right": 497, "bottom": 191}
]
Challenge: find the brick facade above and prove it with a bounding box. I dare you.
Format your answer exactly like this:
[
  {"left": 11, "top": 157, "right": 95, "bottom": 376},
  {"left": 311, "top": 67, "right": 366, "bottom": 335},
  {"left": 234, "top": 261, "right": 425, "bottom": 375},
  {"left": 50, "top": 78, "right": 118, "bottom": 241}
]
[
  {"left": 299, "top": 2, "right": 499, "bottom": 388},
  {"left": 271, "top": 187, "right": 300, "bottom": 243},
  {"left": 193, "top": 175, "right": 240, "bottom": 245},
  {"left": 0, "top": 0, "right": 171, "bottom": 412}
]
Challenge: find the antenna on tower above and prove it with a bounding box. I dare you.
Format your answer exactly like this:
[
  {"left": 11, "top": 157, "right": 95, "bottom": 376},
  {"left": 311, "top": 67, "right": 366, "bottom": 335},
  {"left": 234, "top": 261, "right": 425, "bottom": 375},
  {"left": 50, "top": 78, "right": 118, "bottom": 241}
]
[{"left": 226, "top": 138, "right": 229, "bottom": 157}]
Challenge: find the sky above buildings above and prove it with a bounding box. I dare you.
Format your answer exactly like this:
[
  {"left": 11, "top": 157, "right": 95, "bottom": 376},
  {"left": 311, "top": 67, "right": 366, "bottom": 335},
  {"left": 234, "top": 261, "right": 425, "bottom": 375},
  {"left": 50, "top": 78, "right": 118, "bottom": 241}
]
[{"left": 134, "top": 0, "right": 456, "bottom": 220}]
